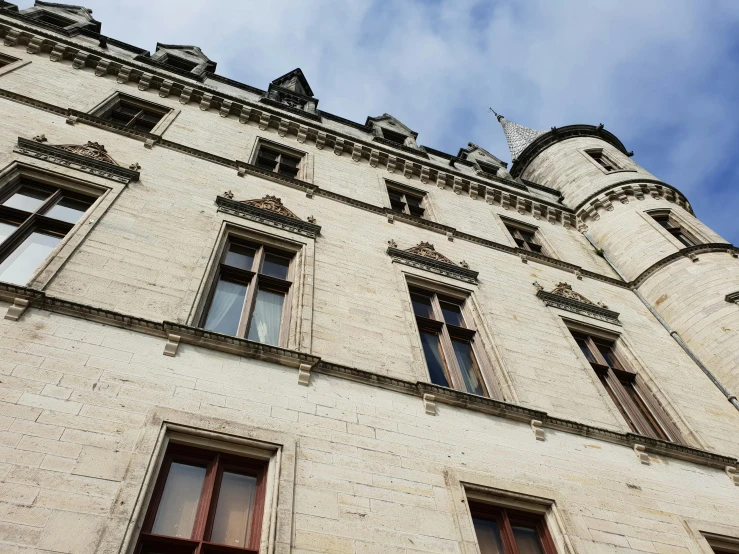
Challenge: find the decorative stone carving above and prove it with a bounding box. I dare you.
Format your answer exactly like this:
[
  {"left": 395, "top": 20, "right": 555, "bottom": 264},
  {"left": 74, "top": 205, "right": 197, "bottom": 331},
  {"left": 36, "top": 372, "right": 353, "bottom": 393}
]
[
  {"left": 32, "top": 134, "right": 47, "bottom": 142},
  {"left": 54, "top": 141, "right": 120, "bottom": 165},
  {"left": 215, "top": 195, "right": 321, "bottom": 238},
  {"left": 535, "top": 281, "right": 621, "bottom": 325},
  {"left": 241, "top": 195, "right": 299, "bottom": 219},
  {"left": 387, "top": 242, "right": 479, "bottom": 284},
  {"left": 223, "top": 190, "right": 234, "bottom": 200}
]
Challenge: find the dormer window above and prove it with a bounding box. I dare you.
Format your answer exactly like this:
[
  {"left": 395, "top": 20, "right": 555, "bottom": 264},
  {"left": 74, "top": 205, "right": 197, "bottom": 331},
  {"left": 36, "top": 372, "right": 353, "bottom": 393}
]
[
  {"left": 162, "top": 55, "right": 198, "bottom": 73},
  {"left": 33, "top": 11, "right": 75, "bottom": 29},
  {"left": 586, "top": 149, "right": 620, "bottom": 172},
  {"left": 477, "top": 161, "right": 500, "bottom": 176},
  {"left": 382, "top": 129, "right": 408, "bottom": 145}
]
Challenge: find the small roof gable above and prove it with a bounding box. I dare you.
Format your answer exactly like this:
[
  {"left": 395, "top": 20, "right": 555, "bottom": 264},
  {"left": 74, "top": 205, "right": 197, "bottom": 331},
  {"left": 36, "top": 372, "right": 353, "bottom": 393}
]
[
  {"left": 35, "top": 1, "right": 95, "bottom": 20},
  {"left": 271, "top": 68, "right": 314, "bottom": 98},
  {"left": 457, "top": 142, "right": 505, "bottom": 166},
  {"left": 366, "top": 114, "right": 416, "bottom": 137},
  {"left": 29, "top": 1, "right": 101, "bottom": 32},
  {"left": 155, "top": 44, "right": 214, "bottom": 63}
]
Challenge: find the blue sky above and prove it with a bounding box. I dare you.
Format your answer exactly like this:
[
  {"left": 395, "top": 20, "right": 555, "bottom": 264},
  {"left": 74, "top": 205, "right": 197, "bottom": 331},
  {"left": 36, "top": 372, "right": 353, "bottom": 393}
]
[{"left": 18, "top": 0, "right": 739, "bottom": 242}]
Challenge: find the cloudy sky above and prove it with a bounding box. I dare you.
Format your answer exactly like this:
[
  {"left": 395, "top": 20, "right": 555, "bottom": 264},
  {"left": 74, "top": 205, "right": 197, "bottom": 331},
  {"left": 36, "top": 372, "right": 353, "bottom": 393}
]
[{"left": 18, "top": 1, "right": 739, "bottom": 242}]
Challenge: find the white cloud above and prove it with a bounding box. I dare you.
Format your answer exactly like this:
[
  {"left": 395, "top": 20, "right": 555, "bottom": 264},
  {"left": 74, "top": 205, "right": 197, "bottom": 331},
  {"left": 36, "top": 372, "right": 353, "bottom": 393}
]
[{"left": 14, "top": 0, "right": 739, "bottom": 240}]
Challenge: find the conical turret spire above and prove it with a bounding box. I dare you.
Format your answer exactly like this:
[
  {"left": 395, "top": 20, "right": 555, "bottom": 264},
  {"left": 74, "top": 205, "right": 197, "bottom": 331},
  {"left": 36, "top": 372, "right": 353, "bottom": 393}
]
[{"left": 490, "top": 109, "right": 546, "bottom": 162}]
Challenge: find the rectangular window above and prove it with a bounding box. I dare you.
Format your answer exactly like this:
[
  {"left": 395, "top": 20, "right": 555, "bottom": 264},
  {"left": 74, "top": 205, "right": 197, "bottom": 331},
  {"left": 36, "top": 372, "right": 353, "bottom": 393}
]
[
  {"left": 571, "top": 330, "right": 684, "bottom": 443},
  {"left": 201, "top": 238, "right": 293, "bottom": 346},
  {"left": 33, "top": 12, "right": 75, "bottom": 28},
  {"left": 382, "top": 128, "right": 408, "bottom": 144},
  {"left": 387, "top": 185, "right": 425, "bottom": 218},
  {"left": 0, "top": 180, "right": 95, "bottom": 285},
  {"left": 163, "top": 55, "right": 198, "bottom": 72},
  {"left": 505, "top": 223, "right": 542, "bottom": 253},
  {"left": 254, "top": 145, "right": 302, "bottom": 179},
  {"left": 0, "top": 53, "right": 20, "bottom": 68},
  {"left": 586, "top": 149, "right": 619, "bottom": 172},
  {"left": 477, "top": 161, "right": 500, "bottom": 176},
  {"left": 94, "top": 93, "right": 170, "bottom": 133},
  {"left": 470, "top": 502, "right": 558, "bottom": 554},
  {"left": 137, "top": 443, "right": 267, "bottom": 553},
  {"left": 411, "top": 287, "right": 491, "bottom": 397},
  {"left": 651, "top": 213, "right": 695, "bottom": 248}
]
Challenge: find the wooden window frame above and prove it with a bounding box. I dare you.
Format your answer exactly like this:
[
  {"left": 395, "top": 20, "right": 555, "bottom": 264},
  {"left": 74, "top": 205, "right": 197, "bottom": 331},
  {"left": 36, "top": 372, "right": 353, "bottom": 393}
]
[
  {"left": 470, "top": 501, "right": 558, "bottom": 554},
  {"left": 93, "top": 93, "right": 172, "bottom": 133},
  {"left": 570, "top": 330, "right": 684, "bottom": 443},
  {"left": 410, "top": 286, "right": 500, "bottom": 398},
  {"left": 504, "top": 222, "right": 542, "bottom": 253},
  {"left": 199, "top": 237, "right": 294, "bottom": 346},
  {"left": 253, "top": 143, "right": 303, "bottom": 180},
  {"left": 136, "top": 443, "right": 268, "bottom": 554},
  {"left": 386, "top": 184, "right": 426, "bottom": 218},
  {"left": 0, "top": 178, "right": 95, "bottom": 285},
  {"left": 650, "top": 211, "right": 697, "bottom": 248}
]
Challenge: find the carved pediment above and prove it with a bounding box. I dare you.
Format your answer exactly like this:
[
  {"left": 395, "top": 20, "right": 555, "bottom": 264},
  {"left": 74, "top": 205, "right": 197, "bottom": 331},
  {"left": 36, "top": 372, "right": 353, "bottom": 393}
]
[
  {"left": 550, "top": 282, "right": 594, "bottom": 305},
  {"left": 534, "top": 281, "right": 620, "bottom": 325},
  {"left": 239, "top": 196, "right": 300, "bottom": 220},
  {"left": 405, "top": 242, "right": 455, "bottom": 264},
  {"left": 53, "top": 142, "right": 120, "bottom": 165}
]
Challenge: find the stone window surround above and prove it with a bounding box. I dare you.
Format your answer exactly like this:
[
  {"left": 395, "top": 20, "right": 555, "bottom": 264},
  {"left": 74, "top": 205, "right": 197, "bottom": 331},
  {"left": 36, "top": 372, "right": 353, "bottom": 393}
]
[
  {"left": 643, "top": 207, "right": 711, "bottom": 249},
  {"left": 383, "top": 178, "right": 436, "bottom": 221},
  {"left": 556, "top": 314, "right": 699, "bottom": 446},
  {"left": 447, "top": 470, "right": 575, "bottom": 554},
  {"left": 249, "top": 136, "right": 314, "bottom": 184},
  {"left": 497, "top": 213, "right": 560, "bottom": 260},
  {"left": 0, "top": 49, "right": 31, "bottom": 77},
  {"left": 0, "top": 160, "right": 119, "bottom": 290},
  {"left": 580, "top": 146, "right": 637, "bottom": 175},
  {"left": 402, "top": 272, "right": 513, "bottom": 401},
  {"left": 685, "top": 519, "right": 739, "bottom": 554},
  {"left": 187, "top": 220, "right": 315, "bottom": 354},
  {"left": 107, "top": 412, "right": 293, "bottom": 554},
  {"left": 88, "top": 90, "right": 180, "bottom": 137}
]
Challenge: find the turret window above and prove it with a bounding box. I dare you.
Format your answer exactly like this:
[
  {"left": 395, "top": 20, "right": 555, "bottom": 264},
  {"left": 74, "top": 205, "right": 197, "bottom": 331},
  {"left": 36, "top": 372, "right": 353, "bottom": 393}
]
[
  {"left": 651, "top": 212, "right": 695, "bottom": 248},
  {"left": 586, "top": 149, "right": 620, "bottom": 172},
  {"left": 382, "top": 128, "right": 408, "bottom": 144}
]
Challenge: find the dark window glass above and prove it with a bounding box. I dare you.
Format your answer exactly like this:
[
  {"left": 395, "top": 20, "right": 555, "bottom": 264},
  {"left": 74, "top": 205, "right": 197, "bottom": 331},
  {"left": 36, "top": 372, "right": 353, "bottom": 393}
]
[
  {"left": 35, "top": 12, "right": 74, "bottom": 28},
  {"left": 473, "top": 518, "right": 505, "bottom": 554},
  {"left": 101, "top": 95, "right": 168, "bottom": 132},
  {"left": 224, "top": 244, "right": 256, "bottom": 271},
  {"left": 420, "top": 331, "right": 449, "bottom": 388},
  {"left": 452, "top": 339, "right": 485, "bottom": 396},
  {"left": 262, "top": 253, "right": 290, "bottom": 280},
  {"left": 471, "top": 504, "right": 557, "bottom": 554},
  {"left": 383, "top": 129, "right": 408, "bottom": 144},
  {"left": 256, "top": 146, "right": 302, "bottom": 178},
  {"left": 440, "top": 301, "right": 465, "bottom": 327},
  {"left": 164, "top": 55, "right": 198, "bottom": 72},
  {"left": 410, "top": 292, "right": 434, "bottom": 319},
  {"left": 512, "top": 525, "right": 546, "bottom": 554},
  {"left": 387, "top": 187, "right": 425, "bottom": 217}
]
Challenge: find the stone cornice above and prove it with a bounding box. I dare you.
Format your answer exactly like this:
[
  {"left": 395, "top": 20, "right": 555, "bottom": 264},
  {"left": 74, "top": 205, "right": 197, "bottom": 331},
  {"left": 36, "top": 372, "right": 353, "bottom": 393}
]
[
  {"left": 633, "top": 244, "right": 739, "bottom": 287},
  {"left": 0, "top": 20, "right": 575, "bottom": 216},
  {"left": 0, "top": 88, "right": 631, "bottom": 290},
  {"left": 216, "top": 195, "right": 321, "bottom": 238},
  {"left": 1, "top": 282, "right": 735, "bottom": 471},
  {"left": 387, "top": 246, "right": 479, "bottom": 284},
  {"left": 536, "top": 289, "right": 621, "bottom": 325},
  {"left": 15, "top": 137, "right": 140, "bottom": 184},
  {"left": 510, "top": 124, "right": 629, "bottom": 178}
]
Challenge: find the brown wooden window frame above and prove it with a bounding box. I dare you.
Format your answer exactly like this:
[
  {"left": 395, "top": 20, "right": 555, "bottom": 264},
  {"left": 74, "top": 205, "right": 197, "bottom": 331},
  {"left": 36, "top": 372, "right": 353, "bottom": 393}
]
[
  {"left": 199, "top": 236, "right": 294, "bottom": 347},
  {"left": 0, "top": 178, "right": 96, "bottom": 285},
  {"left": 650, "top": 211, "right": 696, "bottom": 248},
  {"left": 570, "top": 329, "right": 684, "bottom": 443},
  {"left": 94, "top": 93, "right": 171, "bottom": 133},
  {"left": 504, "top": 222, "right": 542, "bottom": 254},
  {"left": 410, "top": 285, "right": 500, "bottom": 398},
  {"left": 470, "top": 501, "right": 559, "bottom": 554},
  {"left": 136, "top": 443, "right": 268, "bottom": 554},
  {"left": 254, "top": 143, "right": 303, "bottom": 180},
  {"left": 387, "top": 184, "right": 426, "bottom": 218}
]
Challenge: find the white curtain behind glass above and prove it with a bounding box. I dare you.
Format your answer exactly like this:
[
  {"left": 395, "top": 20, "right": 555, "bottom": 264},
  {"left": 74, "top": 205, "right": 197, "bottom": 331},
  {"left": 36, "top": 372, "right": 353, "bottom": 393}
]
[
  {"left": 151, "top": 462, "right": 206, "bottom": 538},
  {"left": 204, "top": 280, "right": 247, "bottom": 335},
  {"left": 210, "top": 472, "right": 257, "bottom": 547},
  {"left": 248, "top": 289, "right": 284, "bottom": 345}
]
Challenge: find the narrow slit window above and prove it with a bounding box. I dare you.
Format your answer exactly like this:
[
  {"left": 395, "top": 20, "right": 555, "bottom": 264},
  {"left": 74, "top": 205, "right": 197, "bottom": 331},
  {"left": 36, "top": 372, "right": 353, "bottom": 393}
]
[
  {"left": 586, "top": 149, "right": 620, "bottom": 172},
  {"left": 570, "top": 330, "right": 684, "bottom": 443},
  {"left": 201, "top": 238, "right": 294, "bottom": 347},
  {"left": 651, "top": 213, "right": 696, "bottom": 248},
  {"left": 137, "top": 443, "right": 267, "bottom": 553},
  {"left": 410, "top": 286, "right": 494, "bottom": 398},
  {"left": 0, "top": 179, "right": 96, "bottom": 286}
]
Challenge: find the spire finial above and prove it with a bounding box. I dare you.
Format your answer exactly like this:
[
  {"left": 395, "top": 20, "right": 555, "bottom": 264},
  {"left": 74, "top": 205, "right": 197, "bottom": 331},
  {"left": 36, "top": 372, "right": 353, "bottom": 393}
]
[{"left": 489, "top": 107, "right": 504, "bottom": 121}]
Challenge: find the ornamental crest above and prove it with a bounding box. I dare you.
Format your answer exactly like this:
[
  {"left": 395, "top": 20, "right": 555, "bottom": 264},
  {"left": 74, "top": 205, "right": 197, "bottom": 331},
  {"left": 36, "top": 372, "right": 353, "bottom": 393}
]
[
  {"left": 54, "top": 142, "right": 120, "bottom": 165},
  {"left": 405, "top": 242, "right": 455, "bottom": 265},
  {"left": 550, "top": 282, "right": 594, "bottom": 305},
  {"left": 240, "top": 195, "right": 300, "bottom": 220}
]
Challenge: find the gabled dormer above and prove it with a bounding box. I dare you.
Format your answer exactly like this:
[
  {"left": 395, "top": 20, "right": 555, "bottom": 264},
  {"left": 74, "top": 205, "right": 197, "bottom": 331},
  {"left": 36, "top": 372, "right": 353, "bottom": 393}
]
[
  {"left": 457, "top": 142, "right": 509, "bottom": 177},
  {"left": 262, "top": 68, "right": 319, "bottom": 119},
  {"left": 19, "top": 1, "right": 101, "bottom": 33},
  {"left": 149, "top": 44, "right": 216, "bottom": 77},
  {"left": 366, "top": 114, "right": 419, "bottom": 150}
]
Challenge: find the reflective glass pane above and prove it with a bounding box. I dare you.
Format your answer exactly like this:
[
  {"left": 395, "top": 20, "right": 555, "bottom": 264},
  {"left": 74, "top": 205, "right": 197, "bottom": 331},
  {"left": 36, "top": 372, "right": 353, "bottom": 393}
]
[
  {"left": 151, "top": 462, "right": 206, "bottom": 538},
  {"left": 512, "top": 525, "right": 545, "bottom": 554},
  {"left": 440, "top": 301, "right": 465, "bottom": 327},
  {"left": 45, "top": 196, "right": 93, "bottom": 224},
  {"left": 210, "top": 472, "right": 257, "bottom": 547},
  {"left": 224, "top": 244, "right": 256, "bottom": 271},
  {"left": 0, "top": 232, "right": 61, "bottom": 285},
  {"left": 419, "top": 331, "right": 449, "bottom": 387},
  {"left": 204, "top": 279, "right": 248, "bottom": 335},
  {"left": 247, "top": 289, "right": 285, "bottom": 345},
  {"left": 261, "top": 253, "right": 290, "bottom": 280},
  {"left": 452, "top": 339, "right": 485, "bottom": 396},
  {"left": 410, "top": 293, "right": 434, "bottom": 319},
  {"left": 472, "top": 518, "right": 505, "bottom": 554},
  {"left": 0, "top": 221, "right": 18, "bottom": 244},
  {"left": 2, "top": 186, "right": 51, "bottom": 212},
  {"left": 574, "top": 337, "right": 596, "bottom": 364}
]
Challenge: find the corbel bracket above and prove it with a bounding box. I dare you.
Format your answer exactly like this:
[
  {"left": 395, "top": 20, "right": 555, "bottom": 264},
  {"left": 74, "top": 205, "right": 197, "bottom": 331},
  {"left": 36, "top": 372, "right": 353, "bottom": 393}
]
[
  {"left": 531, "top": 420, "right": 545, "bottom": 441},
  {"left": 633, "top": 444, "right": 650, "bottom": 465},
  {"left": 297, "top": 363, "right": 313, "bottom": 386},
  {"left": 4, "top": 298, "right": 30, "bottom": 321},
  {"left": 163, "top": 334, "right": 181, "bottom": 357},
  {"left": 726, "top": 466, "right": 739, "bottom": 486},
  {"left": 423, "top": 393, "right": 437, "bottom": 416}
]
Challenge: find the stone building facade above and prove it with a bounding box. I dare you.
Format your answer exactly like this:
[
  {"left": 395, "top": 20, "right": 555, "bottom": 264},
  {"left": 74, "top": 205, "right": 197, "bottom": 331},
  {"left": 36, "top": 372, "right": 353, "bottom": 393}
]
[{"left": 0, "top": 2, "right": 737, "bottom": 553}]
